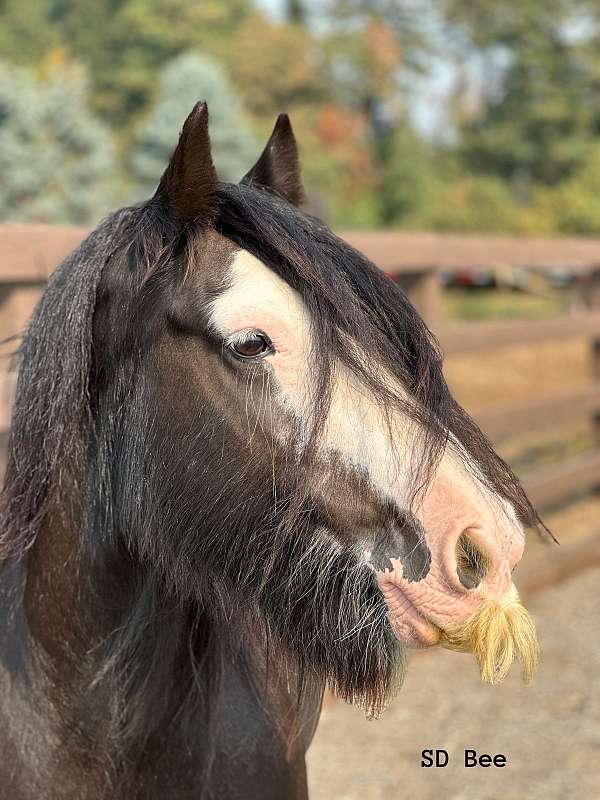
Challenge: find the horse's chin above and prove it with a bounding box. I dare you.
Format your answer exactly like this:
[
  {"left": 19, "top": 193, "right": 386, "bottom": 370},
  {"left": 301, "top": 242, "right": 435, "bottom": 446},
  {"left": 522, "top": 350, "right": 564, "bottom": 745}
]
[{"left": 379, "top": 580, "right": 441, "bottom": 649}]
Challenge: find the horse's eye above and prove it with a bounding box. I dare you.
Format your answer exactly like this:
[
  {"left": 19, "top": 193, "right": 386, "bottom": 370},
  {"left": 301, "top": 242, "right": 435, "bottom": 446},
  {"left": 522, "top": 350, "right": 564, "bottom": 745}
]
[{"left": 229, "top": 332, "right": 273, "bottom": 360}]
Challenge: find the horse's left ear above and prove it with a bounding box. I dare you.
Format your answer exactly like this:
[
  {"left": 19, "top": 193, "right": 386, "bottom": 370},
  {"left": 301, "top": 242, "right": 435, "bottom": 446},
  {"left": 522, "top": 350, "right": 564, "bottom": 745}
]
[
  {"left": 155, "top": 101, "right": 218, "bottom": 223},
  {"left": 241, "top": 114, "right": 304, "bottom": 206}
]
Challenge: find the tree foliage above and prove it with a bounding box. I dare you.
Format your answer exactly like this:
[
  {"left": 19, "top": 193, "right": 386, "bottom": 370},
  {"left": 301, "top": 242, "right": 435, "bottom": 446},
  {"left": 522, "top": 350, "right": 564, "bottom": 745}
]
[
  {"left": 4, "top": 0, "right": 600, "bottom": 232},
  {"left": 442, "top": 0, "right": 600, "bottom": 188},
  {"left": 0, "top": 59, "right": 116, "bottom": 223}
]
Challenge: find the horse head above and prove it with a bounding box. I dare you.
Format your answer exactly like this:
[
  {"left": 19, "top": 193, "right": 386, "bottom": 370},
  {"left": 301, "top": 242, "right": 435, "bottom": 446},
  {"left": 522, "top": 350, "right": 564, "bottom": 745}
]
[{"left": 3, "top": 103, "right": 541, "bottom": 728}]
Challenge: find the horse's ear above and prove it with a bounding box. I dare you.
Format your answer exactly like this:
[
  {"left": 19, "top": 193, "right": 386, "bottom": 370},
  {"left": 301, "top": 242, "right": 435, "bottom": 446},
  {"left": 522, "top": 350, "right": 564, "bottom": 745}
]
[
  {"left": 155, "top": 101, "right": 218, "bottom": 222},
  {"left": 241, "top": 114, "right": 304, "bottom": 206}
]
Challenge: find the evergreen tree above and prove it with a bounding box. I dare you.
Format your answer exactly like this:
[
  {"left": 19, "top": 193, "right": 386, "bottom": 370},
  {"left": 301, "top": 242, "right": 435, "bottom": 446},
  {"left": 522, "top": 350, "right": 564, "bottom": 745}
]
[
  {"left": 0, "top": 0, "right": 254, "bottom": 126},
  {"left": 0, "top": 60, "right": 117, "bottom": 223},
  {"left": 131, "top": 53, "right": 259, "bottom": 196}
]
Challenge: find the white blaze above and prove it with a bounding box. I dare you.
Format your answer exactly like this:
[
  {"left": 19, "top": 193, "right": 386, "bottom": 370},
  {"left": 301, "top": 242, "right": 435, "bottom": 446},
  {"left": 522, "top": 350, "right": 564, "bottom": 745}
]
[
  {"left": 209, "top": 250, "right": 426, "bottom": 507},
  {"left": 209, "top": 249, "right": 519, "bottom": 530}
]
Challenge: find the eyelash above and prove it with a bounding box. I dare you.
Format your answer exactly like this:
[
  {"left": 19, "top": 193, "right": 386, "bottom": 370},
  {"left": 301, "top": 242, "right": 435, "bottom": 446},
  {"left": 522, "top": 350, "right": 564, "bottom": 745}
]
[{"left": 226, "top": 329, "right": 275, "bottom": 361}]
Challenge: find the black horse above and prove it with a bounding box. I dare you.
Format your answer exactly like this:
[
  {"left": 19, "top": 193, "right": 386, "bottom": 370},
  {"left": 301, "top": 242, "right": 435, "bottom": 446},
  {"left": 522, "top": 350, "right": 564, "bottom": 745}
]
[{"left": 0, "top": 104, "right": 541, "bottom": 799}]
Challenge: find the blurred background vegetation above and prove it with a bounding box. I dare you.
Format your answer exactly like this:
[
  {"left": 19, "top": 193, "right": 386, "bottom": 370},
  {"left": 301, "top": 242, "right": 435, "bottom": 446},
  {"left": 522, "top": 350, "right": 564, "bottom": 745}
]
[{"left": 3, "top": 0, "right": 600, "bottom": 231}]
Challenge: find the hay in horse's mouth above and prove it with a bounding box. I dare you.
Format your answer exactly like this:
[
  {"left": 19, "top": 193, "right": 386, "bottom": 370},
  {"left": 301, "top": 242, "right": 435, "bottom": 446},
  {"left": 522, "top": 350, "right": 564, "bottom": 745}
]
[
  {"left": 380, "top": 577, "right": 539, "bottom": 684},
  {"left": 439, "top": 586, "right": 539, "bottom": 685}
]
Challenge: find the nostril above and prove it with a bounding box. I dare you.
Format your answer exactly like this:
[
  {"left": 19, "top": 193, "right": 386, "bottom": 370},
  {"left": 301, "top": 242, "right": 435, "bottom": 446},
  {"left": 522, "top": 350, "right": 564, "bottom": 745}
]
[{"left": 455, "top": 531, "right": 489, "bottom": 590}]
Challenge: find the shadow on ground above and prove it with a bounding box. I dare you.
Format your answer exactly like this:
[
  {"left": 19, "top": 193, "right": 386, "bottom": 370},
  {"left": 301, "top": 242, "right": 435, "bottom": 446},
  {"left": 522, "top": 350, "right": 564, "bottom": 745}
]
[{"left": 308, "top": 565, "right": 600, "bottom": 800}]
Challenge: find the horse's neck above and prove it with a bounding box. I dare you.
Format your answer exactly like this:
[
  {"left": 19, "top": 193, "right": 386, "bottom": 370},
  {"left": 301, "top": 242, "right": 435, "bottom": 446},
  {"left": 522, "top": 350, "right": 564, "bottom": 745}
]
[{"left": 1, "top": 517, "right": 323, "bottom": 800}]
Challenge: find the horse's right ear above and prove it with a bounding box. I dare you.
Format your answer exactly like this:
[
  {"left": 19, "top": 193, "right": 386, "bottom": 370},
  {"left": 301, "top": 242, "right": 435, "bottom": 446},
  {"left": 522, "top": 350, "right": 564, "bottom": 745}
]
[{"left": 155, "top": 101, "right": 218, "bottom": 223}]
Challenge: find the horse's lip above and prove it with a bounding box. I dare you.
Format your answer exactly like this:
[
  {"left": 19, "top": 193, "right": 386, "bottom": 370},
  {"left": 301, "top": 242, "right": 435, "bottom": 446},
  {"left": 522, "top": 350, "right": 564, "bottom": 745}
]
[{"left": 378, "top": 579, "right": 441, "bottom": 648}]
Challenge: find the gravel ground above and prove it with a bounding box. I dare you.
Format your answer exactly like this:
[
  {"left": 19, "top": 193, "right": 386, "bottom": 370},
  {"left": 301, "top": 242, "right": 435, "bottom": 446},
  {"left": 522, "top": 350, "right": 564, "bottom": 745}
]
[{"left": 307, "top": 565, "right": 600, "bottom": 800}]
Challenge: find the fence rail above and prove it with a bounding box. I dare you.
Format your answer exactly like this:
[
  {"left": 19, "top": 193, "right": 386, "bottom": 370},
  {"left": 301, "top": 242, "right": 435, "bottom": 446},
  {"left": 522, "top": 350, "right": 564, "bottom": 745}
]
[
  {"left": 440, "top": 313, "right": 600, "bottom": 355},
  {"left": 1, "top": 224, "right": 599, "bottom": 519},
  {"left": 472, "top": 382, "right": 600, "bottom": 442}
]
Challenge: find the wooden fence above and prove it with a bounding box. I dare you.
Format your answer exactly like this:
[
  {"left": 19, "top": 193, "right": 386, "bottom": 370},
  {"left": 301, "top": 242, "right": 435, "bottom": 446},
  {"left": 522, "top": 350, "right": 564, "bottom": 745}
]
[{"left": 1, "top": 224, "right": 600, "bottom": 523}]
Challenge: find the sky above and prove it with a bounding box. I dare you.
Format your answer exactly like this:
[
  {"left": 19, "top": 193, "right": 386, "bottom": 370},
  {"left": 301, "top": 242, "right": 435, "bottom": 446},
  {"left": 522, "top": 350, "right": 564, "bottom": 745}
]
[{"left": 256, "top": 0, "right": 285, "bottom": 18}]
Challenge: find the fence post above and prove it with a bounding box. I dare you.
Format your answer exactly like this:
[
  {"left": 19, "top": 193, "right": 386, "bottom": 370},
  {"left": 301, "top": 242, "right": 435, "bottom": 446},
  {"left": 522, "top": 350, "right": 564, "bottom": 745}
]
[
  {"left": 573, "top": 265, "right": 600, "bottom": 448},
  {"left": 593, "top": 336, "right": 600, "bottom": 448},
  {"left": 398, "top": 268, "right": 442, "bottom": 329},
  {"left": 589, "top": 268, "right": 600, "bottom": 310}
]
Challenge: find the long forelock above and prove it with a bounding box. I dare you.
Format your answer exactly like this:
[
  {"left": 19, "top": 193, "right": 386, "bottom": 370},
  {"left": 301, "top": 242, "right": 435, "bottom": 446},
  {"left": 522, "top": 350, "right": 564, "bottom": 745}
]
[{"left": 213, "top": 183, "right": 542, "bottom": 530}]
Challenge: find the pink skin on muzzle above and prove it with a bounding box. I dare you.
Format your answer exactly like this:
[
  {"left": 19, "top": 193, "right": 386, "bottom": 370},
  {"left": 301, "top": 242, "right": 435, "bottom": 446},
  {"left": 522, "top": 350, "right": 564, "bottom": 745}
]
[{"left": 374, "top": 462, "right": 526, "bottom": 649}]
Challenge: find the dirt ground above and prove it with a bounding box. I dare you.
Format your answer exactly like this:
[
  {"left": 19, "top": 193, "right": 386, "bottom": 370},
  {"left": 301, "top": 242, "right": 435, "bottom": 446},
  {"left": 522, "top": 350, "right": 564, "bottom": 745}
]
[{"left": 307, "top": 564, "right": 600, "bottom": 800}]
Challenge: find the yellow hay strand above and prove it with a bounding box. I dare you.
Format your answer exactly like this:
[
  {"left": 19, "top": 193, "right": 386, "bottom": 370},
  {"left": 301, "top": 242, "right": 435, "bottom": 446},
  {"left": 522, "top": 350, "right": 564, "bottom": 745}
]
[{"left": 439, "top": 587, "right": 539, "bottom": 685}]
